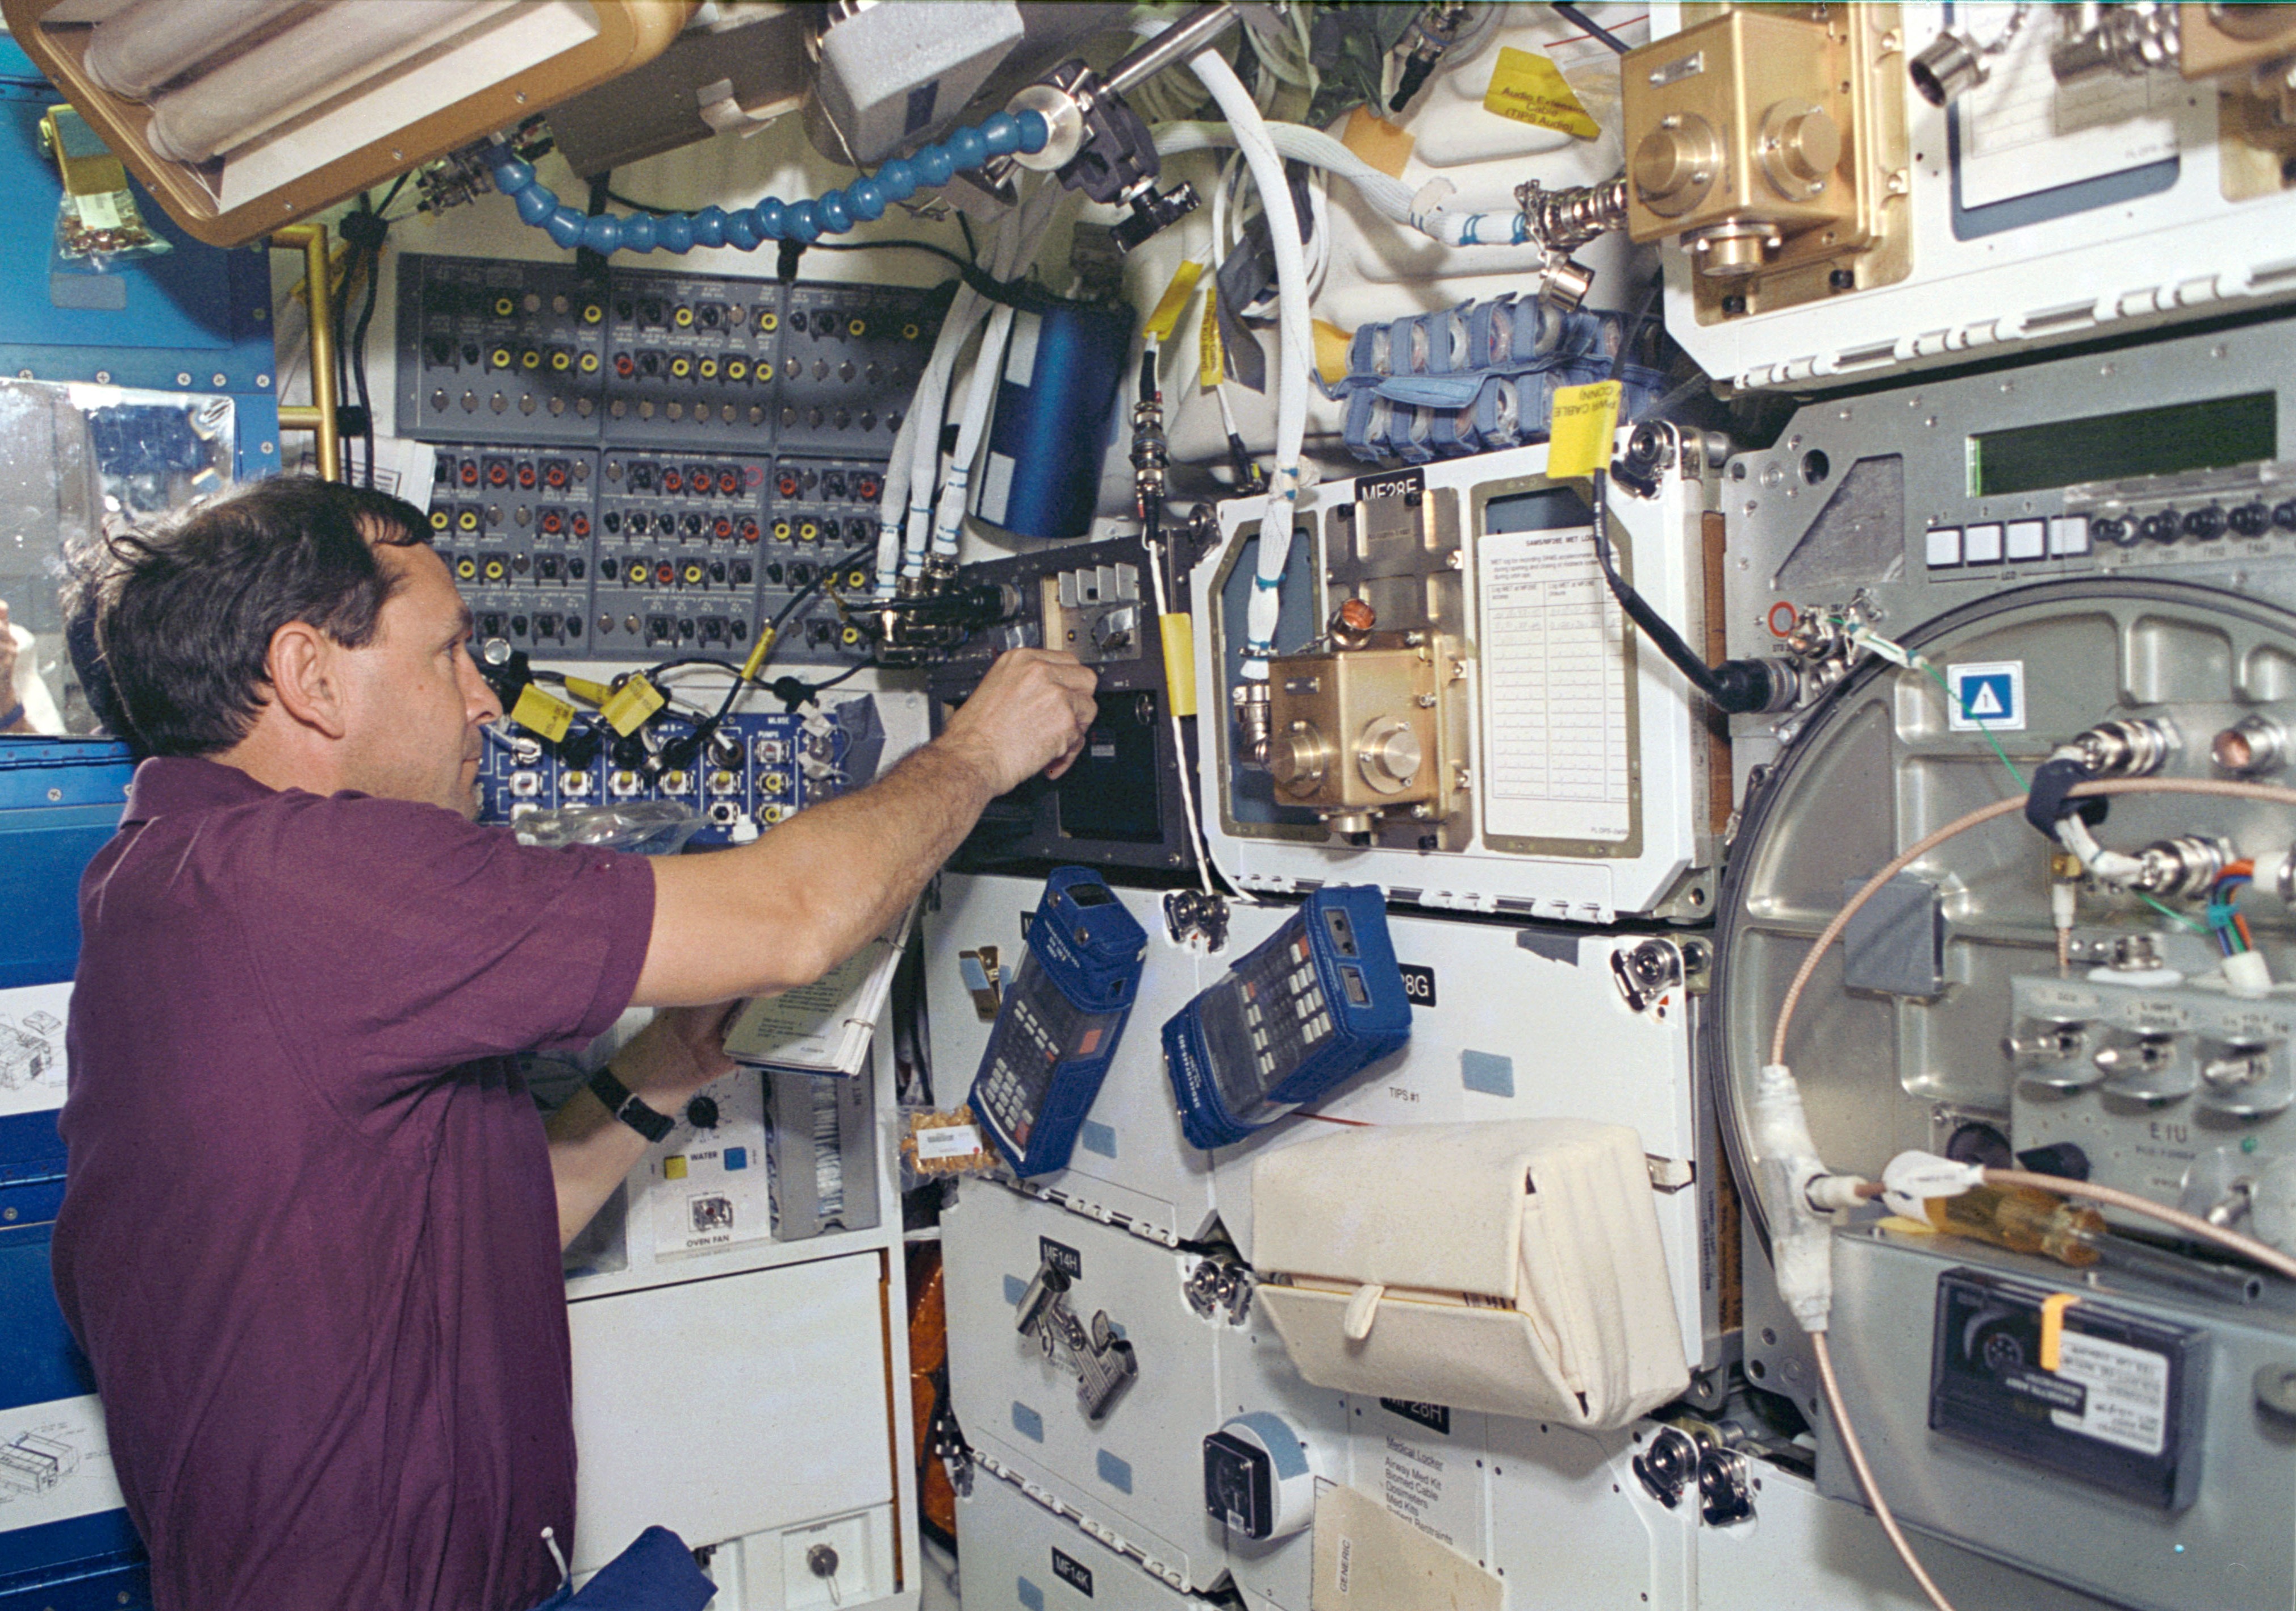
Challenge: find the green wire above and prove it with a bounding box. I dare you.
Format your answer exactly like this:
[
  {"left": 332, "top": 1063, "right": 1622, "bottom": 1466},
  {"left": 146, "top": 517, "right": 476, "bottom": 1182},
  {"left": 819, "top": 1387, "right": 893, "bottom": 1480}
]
[{"left": 1914, "top": 652, "right": 2203, "bottom": 933}]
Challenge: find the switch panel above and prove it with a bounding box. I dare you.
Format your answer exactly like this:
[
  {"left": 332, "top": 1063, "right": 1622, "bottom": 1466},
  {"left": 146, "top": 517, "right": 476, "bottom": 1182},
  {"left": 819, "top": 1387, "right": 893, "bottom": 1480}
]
[
  {"left": 603, "top": 269, "right": 780, "bottom": 449},
  {"left": 423, "top": 445, "right": 596, "bottom": 657},
  {"left": 775, "top": 281, "right": 942, "bottom": 453},
  {"left": 398, "top": 257, "right": 607, "bottom": 443},
  {"left": 593, "top": 450, "right": 769, "bottom": 656}
]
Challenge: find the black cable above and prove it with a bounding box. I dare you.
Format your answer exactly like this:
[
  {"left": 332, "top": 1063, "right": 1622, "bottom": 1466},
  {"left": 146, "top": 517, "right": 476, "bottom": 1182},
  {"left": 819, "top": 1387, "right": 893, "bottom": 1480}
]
[
  {"left": 338, "top": 196, "right": 393, "bottom": 487},
  {"left": 1608, "top": 272, "right": 1664, "bottom": 387},
  {"left": 1588, "top": 470, "right": 1777, "bottom": 715},
  {"left": 1552, "top": 2, "right": 1631, "bottom": 54},
  {"left": 657, "top": 544, "right": 875, "bottom": 771}
]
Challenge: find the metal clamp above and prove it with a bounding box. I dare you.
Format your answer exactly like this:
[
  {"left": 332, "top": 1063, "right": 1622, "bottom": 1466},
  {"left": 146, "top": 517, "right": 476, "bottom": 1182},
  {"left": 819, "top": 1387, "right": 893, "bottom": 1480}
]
[{"left": 1016, "top": 1258, "right": 1139, "bottom": 1421}]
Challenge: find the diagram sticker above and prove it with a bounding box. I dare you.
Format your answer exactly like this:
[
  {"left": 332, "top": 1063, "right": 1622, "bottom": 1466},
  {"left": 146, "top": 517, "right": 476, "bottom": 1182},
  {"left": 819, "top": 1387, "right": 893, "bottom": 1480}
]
[{"left": 1947, "top": 661, "right": 2026, "bottom": 733}]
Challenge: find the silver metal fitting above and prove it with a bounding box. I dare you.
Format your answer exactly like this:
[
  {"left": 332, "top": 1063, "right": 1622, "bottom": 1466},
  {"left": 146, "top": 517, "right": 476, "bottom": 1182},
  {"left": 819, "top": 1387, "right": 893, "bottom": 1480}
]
[{"left": 2067, "top": 716, "right": 2181, "bottom": 777}]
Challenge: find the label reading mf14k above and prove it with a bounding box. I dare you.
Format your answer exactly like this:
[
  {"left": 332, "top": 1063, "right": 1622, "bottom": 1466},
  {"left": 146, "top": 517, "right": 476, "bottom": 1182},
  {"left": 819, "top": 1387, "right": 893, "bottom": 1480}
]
[{"left": 1928, "top": 1267, "right": 2206, "bottom": 1511}]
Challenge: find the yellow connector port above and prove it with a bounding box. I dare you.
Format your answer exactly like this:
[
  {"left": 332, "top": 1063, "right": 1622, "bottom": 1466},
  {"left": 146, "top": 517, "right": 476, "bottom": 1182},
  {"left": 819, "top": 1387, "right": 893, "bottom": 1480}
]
[
  {"left": 845, "top": 568, "right": 867, "bottom": 589},
  {"left": 698, "top": 358, "right": 719, "bottom": 381},
  {"left": 674, "top": 306, "right": 694, "bottom": 327},
  {"left": 490, "top": 347, "right": 512, "bottom": 369},
  {"left": 669, "top": 356, "right": 692, "bottom": 379},
  {"left": 758, "top": 804, "right": 786, "bottom": 825},
  {"left": 759, "top": 312, "right": 779, "bottom": 333},
  {"left": 582, "top": 303, "right": 604, "bottom": 325},
  {"left": 457, "top": 510, "right": 481, "bottom": 532},
  {"left": 841, "top": 625, "right": 860, "bottom": 645},
  {"left": 484, "top": 560, "right": 507, "bottom": 582},
  {"left": 901, "top": 322, "right": 920, "bottom": 340},
  {"left": 520, "top": 349, "right": 541, "bottom": 370},
  {"left": 429, "top": 508, "right": 450, "bottom": 531},
  {"left": 727, "top": 359, "right": 749, "bottom": 381},
  {"left": 848, "top": 317, "right": 867, "bottom": 337},
  {"left": 682, "top": 564, "right": 704, "bottom": 585},
  {"left": 773, "top": 520, "right": 792, "bottom": 541},
  {"left": 493, "top": 295, "right": 515, "bottom": 318},
  {"left": 579, "top": 352, "right": 600, "bottom": 373},
  {"left": 761, "top": 771, "right": 788, "bottom": 794},
  {"left": 456, "top": 557, "right": 477, "bottom": 579},
  {"left": 798, "top": 521, "right": 819, "bottom": 541},
  {"left": 549, "top": 350, "right": 571, "bottom": 372}
]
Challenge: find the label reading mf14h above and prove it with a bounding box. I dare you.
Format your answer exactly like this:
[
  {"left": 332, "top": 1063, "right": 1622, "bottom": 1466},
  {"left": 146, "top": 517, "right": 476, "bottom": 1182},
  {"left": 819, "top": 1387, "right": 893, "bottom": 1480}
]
[{"left": 1947, "top": 661, "right": 2025, "bottom": 733}]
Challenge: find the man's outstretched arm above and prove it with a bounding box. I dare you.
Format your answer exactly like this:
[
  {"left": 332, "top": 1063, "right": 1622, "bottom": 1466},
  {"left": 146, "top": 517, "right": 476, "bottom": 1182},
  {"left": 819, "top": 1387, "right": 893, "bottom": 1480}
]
[{"left": 634, "top": 646, "right": 1099, "bottom": 1007}]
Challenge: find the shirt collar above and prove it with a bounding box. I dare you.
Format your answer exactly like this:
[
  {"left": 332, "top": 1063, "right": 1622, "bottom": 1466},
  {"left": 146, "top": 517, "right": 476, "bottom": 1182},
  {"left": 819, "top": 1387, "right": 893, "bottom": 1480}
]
[{"left": 120, "top": 756, "right": 282, "bottom": 824}]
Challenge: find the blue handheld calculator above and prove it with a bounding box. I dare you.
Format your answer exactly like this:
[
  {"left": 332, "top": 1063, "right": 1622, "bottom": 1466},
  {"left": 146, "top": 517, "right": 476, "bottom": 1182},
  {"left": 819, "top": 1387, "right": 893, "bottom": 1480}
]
[
  {"left": 1161, "top": 886, "right": 1411, "bottom": 1149},
  {"left": 969, "top": 867, "right": 1150, "bottom": 1177}
]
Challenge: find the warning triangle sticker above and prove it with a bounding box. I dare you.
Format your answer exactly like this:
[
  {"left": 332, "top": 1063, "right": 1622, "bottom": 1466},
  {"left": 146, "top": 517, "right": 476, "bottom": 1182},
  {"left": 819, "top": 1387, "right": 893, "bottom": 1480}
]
[{"left": 1967, "top": 682, "right": 2005, "bottom": 717}]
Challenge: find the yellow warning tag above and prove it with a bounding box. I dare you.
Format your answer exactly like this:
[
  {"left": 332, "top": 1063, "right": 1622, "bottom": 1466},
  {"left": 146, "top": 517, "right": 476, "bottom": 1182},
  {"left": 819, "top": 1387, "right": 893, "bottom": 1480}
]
[
  {"left": 1159, "top": 614, "right": 1197, "bottom": 718},
  {"left": 1143, "top": 260, "right": 1204, "bottom": 344},
  {"left": 562, "top": 675, "right": 615, "bottom": 706},
  {"left": 1483, "top": 47, "right": 1601, "bottom": 139},
  {"left": 2039, "top": 1291, "right": 2081, "bottom": 1372},
  {"left": 1545, "top": 381, "right": 1623, "bottom": 479},
  {"left": 600, "top": 675, "right": 667, "bottom": 736},
  {"left": 1340, "top": 105, "right": 1414, "bottom": 180},
  {"left": 1312, "top": 319, "right": 1352, "bottom": 386},
  {"left": 1198, "top": 286, "right": 1225, "bottom": 391},
  {"left": 510, "top": 683, "right": 576, "bottom": 744}
]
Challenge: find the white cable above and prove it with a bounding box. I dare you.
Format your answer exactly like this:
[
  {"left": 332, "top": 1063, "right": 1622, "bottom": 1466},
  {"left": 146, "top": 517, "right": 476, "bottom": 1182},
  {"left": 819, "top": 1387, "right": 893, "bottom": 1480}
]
[
  {"left": 931, "top": 301, "right": 1014, "bottom": 561},
  {"left": 1152, "top": 120, "right": 1539, "bottom": 250},
  {"left": 1189, "top": 49, "right": 1312, "bottom": 681}
]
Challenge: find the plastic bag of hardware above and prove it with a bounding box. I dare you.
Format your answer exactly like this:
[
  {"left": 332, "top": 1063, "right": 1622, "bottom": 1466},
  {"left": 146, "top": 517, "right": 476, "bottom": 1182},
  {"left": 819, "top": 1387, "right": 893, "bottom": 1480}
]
[
  {"left": 1250, "top": 1118, "right": 1686, "bottom": 1429},
  {"left": 897, "top": 1105, "right": 1000, "bottom": 1191},
  {"left": 509, "top": 800, "right": 707, "bottom": 857}
]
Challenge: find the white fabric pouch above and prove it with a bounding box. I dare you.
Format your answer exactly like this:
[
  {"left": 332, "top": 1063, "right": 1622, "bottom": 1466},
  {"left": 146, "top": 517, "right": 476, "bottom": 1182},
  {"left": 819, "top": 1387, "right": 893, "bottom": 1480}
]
[{"left": 1250, "top": 1119, "right": 1686, "bottom": 1429}]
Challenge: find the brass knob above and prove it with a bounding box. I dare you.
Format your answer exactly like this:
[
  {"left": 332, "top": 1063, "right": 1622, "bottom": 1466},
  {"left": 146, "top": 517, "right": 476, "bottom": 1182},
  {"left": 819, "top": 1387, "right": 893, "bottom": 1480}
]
[
  {"left": 1270, "top": 721, "right": 1331, "bottom": 794},
  {"left": 1631, "top": 112, "right": 1721, "bottom": 219},
  {"left": 1356, "top": 717, "right": 1424, "bottom": 795},
  {"left": 1758, "top": 100, "right": 1840, "bottom": 200}
]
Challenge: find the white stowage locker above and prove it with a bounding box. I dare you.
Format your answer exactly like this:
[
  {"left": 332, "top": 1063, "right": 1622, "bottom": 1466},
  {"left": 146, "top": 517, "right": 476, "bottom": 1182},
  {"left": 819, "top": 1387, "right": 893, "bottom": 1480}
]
[
  {"left": 567, "top": 1251, "right": 901, "bottom": 1607},
  {"left": 956, "top": 1463, "right": 1202, "bottom": 1611}
]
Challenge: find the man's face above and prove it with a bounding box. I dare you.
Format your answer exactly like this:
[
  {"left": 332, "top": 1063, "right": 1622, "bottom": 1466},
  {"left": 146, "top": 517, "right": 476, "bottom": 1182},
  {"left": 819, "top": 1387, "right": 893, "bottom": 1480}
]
[{"left": 334, "top": 540, "right": 501, "bottom": 817}]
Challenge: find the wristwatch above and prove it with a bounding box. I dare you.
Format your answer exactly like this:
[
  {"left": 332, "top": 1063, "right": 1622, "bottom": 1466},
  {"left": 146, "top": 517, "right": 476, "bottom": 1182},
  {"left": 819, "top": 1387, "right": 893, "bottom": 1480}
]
[{"left": 587, "top": 1065, "right": 675, "bottom": 1143}]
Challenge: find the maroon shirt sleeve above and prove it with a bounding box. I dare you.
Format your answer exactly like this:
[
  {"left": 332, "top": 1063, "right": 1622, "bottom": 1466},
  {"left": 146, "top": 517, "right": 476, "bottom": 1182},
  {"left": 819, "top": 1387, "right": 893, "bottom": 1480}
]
[{"left": 218, "top": 790, "right": 656, "bottom": 1115}]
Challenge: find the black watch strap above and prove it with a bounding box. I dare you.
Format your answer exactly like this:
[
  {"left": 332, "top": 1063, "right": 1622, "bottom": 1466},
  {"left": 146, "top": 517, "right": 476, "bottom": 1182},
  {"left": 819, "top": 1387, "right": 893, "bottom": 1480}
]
[{"left": 588, "top": 1065, "right": 675, "bottom": 1143}]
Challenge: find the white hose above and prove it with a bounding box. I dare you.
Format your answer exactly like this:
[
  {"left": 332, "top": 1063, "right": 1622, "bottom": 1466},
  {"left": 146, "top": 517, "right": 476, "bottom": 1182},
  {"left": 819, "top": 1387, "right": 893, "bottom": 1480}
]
[
  {"left": 1188, "top": 49, "right": 1312, "bottom": 678},
  {"left": 1154, "top": 120, "right": 1537, "bottom": 251},
  {"left": 932, "top": 301, "right": 1014, "bottom": 562}
]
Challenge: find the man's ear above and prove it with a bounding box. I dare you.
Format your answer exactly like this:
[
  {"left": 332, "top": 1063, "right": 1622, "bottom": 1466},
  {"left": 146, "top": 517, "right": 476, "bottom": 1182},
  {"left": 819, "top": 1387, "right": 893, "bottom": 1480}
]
[{"left": 266, "top": 620, "right": 348, "bottom": 739}]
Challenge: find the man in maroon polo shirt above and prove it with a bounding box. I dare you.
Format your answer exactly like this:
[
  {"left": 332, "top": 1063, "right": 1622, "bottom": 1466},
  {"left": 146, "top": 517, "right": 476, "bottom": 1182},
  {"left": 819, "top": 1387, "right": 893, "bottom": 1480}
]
[{"left": 49, "top": 478, "right": 1097, "bottom": 1611}]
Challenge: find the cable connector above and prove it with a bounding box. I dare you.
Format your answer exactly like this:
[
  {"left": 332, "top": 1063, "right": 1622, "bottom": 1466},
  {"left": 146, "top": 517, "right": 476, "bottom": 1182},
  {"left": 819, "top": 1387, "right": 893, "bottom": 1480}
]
[{"left": 1879, "top": 1150, "right": 1986, "bottom": 1221}]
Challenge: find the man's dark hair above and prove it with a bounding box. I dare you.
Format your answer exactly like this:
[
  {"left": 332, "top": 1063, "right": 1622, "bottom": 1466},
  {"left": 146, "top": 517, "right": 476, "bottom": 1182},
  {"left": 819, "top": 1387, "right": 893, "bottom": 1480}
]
[{"left": 82, "top": 477, "right": 433, "bottom": 758}]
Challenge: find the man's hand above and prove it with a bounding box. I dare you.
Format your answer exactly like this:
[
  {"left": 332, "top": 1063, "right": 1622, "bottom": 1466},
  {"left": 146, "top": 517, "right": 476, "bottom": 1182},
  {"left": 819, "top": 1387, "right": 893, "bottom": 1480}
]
[
  {"left": 938, "top": 648, "right": 1100, "bottom": 795},
  {"left": 612, "top": 1002, "right": 741, "bottom": 1114}
]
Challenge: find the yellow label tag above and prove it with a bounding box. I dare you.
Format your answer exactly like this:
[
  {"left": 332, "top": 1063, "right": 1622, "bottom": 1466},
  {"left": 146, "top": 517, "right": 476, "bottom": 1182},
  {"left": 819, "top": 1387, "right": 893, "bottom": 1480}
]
[
  {"left": 509, "top": 683, "right": 577, "bottom": 744},
  {"left": 1483, "top": 47, "right": 1601, "bottom": 139},
  {"left": 600, "top": 675, "right": 667, "bottom": 736},
  {"left": 1143, "top": 260, "right": 1204, "bottom": 344},
  {"left": 1159, "top": 613, "right": 1197, "bottom": 718},
  {"left": 1198, "top": 286, "right": 1225, "bottom": 391},
  {"left": 1340, "top": 105, "right": 1415, "bottom": 180},
  {"left": 1545, "top": 381, "right": 1623, "bottom": 479},
  {"left": 1312, "top": 319, "right": 1352, "bottom": 386},
  {"left": 562, "top": 675, "right": 615, "bottom": 706},
  {"left": 2038, "top": 1291, "right": 2081, "bottom": 1372}
]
